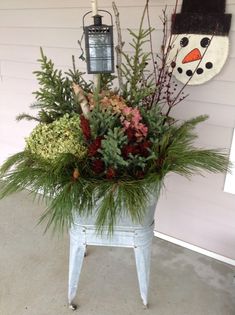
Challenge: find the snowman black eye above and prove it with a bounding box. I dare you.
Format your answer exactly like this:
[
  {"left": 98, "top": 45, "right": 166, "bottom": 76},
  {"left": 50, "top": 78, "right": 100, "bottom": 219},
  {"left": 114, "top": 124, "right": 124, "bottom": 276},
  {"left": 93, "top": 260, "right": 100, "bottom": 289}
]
[
  {"left": 200, "top": 37, "right": 211, "bottom": 48},
  {"left": 180, "top": 37, "right": 189, "bottom": 47},
  {"left": 206, "top": 62, "right": 213, "bottom": 69}
]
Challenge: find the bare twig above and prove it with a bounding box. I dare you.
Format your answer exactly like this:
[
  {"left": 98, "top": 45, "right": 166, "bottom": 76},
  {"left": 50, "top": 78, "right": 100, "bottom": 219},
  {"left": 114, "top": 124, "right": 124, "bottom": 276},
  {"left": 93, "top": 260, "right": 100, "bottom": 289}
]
[
  {"left": 150, "top": 1, "right": 179, "bottom": 110},
  {"left": 77, "top": 37, "right": 86, "bottom": 62},
  {"left": 151, "top": 7, "right": 170, "bottom": 107},
  {"left": 112, "top": 1, "right": 125, "bottom": 91},
  {"left": 146, "top": 1, "right": 157, "bottom": 84}
]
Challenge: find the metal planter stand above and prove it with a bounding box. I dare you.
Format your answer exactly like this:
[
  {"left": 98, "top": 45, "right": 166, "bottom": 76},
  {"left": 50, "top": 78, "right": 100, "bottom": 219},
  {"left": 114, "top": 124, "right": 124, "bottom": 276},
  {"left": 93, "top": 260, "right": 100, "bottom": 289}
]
[{"left": 68, "top": 197, "right": 157, "bottom": 310}]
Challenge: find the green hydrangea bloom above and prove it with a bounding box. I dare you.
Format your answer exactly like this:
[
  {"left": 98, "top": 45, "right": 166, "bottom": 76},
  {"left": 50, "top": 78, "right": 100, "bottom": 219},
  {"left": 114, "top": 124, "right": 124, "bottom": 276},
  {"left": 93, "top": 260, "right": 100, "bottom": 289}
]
[{"left": 26, "top": 114, "right": 87, "bottom": 161}]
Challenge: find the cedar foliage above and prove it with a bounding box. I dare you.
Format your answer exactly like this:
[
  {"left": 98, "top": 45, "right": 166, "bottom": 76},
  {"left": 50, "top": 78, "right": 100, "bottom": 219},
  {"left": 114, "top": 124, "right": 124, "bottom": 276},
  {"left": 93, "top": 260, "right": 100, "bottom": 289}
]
[{"left": 16, "top": 49, "right": 92, "bottom": 123}]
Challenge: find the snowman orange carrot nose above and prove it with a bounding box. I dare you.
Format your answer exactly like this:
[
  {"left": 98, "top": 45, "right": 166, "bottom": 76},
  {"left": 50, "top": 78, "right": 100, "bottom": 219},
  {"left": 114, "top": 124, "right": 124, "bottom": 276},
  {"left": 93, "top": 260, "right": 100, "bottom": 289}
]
[{"left": 182, "top": 48, "right": 202, "bottom": 64}]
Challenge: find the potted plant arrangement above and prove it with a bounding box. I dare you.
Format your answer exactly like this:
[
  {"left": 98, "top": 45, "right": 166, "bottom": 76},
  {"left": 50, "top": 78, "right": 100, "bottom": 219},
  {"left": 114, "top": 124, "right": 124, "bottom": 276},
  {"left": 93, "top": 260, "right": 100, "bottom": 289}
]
[{"left": 0, "top": 1, "right": 229, "bottom": 235}]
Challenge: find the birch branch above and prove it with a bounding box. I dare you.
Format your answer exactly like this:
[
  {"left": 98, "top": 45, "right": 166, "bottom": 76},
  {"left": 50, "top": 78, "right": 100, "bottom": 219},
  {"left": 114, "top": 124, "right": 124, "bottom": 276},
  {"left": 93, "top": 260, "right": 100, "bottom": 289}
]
[
  {"left": 112, "top": 1, "right": 124, "bottom": 91},
  {"left": 73, "top": 83, "right": 90, "bottom": 117}
]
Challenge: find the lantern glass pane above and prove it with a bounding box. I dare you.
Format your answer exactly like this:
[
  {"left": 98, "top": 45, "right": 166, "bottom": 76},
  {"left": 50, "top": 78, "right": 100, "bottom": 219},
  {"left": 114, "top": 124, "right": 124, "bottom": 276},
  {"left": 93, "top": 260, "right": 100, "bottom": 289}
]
[
  {"left": 90, "top": 58, "right": 112, "bottom": 72},
  {"left": 87, "top": 31, "right": 113, "bottom": 73}
]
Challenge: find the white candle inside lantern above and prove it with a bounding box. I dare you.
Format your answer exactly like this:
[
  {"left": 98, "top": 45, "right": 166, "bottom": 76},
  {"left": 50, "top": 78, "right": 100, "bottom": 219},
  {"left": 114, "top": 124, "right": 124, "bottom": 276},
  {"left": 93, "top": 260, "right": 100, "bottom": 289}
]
[{"left": 91, "top": 0, "right": 98, "bottom": 16}]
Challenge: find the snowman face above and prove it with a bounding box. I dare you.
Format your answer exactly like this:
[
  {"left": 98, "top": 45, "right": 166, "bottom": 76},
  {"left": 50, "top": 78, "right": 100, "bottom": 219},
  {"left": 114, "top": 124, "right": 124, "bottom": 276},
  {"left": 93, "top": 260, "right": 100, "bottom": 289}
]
[{"left": 167, "top": 34, "right": 229, "bottom": 85}]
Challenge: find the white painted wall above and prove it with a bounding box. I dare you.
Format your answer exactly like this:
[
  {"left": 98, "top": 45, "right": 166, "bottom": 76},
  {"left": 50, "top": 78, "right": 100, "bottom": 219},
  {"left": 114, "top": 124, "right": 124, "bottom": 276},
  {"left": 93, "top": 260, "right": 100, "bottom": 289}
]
[{"left": 0, "top": 0, "right": 235, "bottom": 260}]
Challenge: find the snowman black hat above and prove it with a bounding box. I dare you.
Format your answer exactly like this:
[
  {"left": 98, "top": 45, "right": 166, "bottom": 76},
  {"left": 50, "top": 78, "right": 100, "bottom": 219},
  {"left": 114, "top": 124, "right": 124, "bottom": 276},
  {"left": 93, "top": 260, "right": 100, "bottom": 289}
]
[{"left": 172, "top": 0, "right": 232, "bottom": 36}]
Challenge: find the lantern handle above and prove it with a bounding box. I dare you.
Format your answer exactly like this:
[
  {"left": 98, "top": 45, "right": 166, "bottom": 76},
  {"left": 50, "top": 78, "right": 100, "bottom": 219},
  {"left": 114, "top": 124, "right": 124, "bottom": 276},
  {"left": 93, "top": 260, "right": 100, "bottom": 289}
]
[{"left": 82, "top": 10, "right": 113, "bottom": 29}]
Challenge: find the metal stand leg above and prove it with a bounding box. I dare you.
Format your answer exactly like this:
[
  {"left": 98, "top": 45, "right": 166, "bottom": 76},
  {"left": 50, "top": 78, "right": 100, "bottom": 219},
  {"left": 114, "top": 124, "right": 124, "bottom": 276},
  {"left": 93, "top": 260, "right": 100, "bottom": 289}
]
[
  {"left": 68, "top": 218, "right": 155, "bottom": 309},
  {"left": 68, "top": 228, "right": 86, "bottom": 310},
  {"left": 134, "top": 242, "right": 152, "bottom": 307}
]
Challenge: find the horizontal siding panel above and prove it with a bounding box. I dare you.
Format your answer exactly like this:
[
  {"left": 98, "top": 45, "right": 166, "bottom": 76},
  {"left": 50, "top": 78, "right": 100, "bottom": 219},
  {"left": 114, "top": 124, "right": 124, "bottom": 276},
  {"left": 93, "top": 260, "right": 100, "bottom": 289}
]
[
  {"left": 0, "top": 142, "right": 24, "bottom": 165},
  {"left": 0, "top": 121, "right": 35, "bottom": 148},
  {"left": 0, "top": 5, "right": 178, "bottom": 30},
  {"left": 163, "top": 172, "right": 227, "bottom": 195},
  {"left": 172, "top": 100, "right": 235, "bottom": 128},
  {"left": 1, "top": 60, "right": 40, "bottom": 80},
  {"left": 0, "top": 45, "right": 82, "bottom": 64},
  {"left": 0, "top": 118, "right": 35, "bottom": 137},
  {"left": 216, "top": 56, "right": 235, "bottom": 82},
  {"left": 0, "top": 27, "right": 161, "bottom": 51},
  {"left": 193, "top": 123, "right": 233, "bottom": 149},
  {"left": 161, "top": 174, "right": 235, "bottom": 211},
  {"left": 0, "top": 8, "right": 89, "bottom": 29},
  {"left": 0, "top": 60, "right": 86, "bottom": 80},
  {"left": 0, "top": 1, "right": 233, "bottom": 10},
  {"left": 0, "top": 4, "right": 234, "bottom": 30},
  {"left": 0, "top": 0, "right": 184, "bottom": 10},
  {"left": 0, "top": 27, "right": 83, "bottom": 48},
  {"left": 0, "top": 77, "right": 38, "bottom": 93},
  {"left": 0, "top": 93, "right": 36, "bottom": 114},
  {"left": 186, "top": 81, "right": 235, "bottom": 106},
  {"left": 156, "top": 190, "right": 235, "bottom": 260},
  {"left": 0, "top": 27, "right": 235, "bottom": 59},
  {"left": 157, "top": 191, "right": 235, "bottom": 234},
  {"left": 0, "top": 28, "right": 235, "bottom": 58}
]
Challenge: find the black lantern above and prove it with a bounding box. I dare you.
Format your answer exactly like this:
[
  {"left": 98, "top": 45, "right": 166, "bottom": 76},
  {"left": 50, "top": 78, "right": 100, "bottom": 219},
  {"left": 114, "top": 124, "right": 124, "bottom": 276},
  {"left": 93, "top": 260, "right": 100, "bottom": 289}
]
[{"left": 83, "top": 10, "right": 114, "bottom": 74}]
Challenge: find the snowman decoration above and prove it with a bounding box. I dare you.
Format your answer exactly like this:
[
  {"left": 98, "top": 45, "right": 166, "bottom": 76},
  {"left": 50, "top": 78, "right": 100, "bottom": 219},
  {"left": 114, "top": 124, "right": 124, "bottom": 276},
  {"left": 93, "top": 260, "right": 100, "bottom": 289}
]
[{"left": 168, "top": 0, "right": 232, "bottom": 85}]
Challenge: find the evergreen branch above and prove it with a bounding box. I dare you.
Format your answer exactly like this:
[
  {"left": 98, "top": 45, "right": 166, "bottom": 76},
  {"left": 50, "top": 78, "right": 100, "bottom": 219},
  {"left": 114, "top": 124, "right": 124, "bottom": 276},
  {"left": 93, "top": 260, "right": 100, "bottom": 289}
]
[
  {"left": 121, "top": 1, "right": 154, "bottom": 106},
  {"left": 16, "top": 113, "right": 41, "bottom": 122}
]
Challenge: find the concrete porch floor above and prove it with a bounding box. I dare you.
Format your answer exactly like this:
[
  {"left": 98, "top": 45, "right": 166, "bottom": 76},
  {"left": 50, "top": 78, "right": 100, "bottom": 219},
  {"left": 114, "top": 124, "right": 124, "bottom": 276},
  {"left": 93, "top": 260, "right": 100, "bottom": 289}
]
[{"left": 0, "top": 189, "right": 235, "bottom": 315}]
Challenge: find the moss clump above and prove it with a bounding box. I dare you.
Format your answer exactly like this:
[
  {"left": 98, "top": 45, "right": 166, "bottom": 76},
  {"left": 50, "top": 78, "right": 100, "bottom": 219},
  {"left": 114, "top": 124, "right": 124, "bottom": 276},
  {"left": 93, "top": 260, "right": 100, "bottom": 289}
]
[{"left": 26, "top": 113, "right": 87, "bottom": 161}]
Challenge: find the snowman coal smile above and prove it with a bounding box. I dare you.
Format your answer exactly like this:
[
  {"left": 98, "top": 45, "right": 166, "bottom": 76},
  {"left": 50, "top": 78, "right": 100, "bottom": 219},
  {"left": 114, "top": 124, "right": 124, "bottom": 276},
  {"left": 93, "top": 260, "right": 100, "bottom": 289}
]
[{"left": 177, "top": 61, "right": 214, "bottom": 77}]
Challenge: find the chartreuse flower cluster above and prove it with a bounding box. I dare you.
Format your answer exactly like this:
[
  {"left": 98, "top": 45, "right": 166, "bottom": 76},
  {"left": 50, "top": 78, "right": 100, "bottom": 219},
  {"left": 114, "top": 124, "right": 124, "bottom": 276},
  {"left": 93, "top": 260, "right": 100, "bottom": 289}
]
[{"left": 25, "top": 114, "right": 87, "bottom": 162}]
